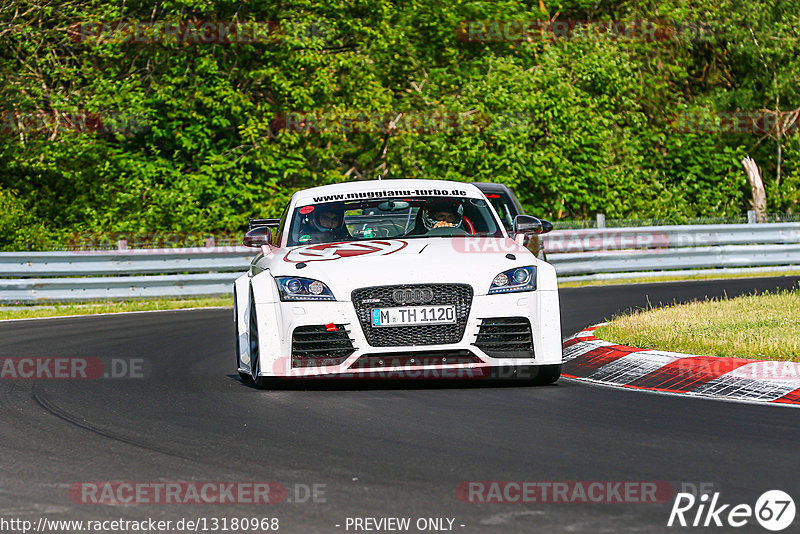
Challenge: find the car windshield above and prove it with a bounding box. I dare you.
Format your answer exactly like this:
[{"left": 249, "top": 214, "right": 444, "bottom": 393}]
[{"left": 286, "top": 196, "right": 504, "bottom": 246}]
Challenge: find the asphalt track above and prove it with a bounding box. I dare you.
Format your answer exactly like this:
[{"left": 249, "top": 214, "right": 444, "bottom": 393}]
[{"left": 1, "top": 277, "right": 799, "bottom": 533}]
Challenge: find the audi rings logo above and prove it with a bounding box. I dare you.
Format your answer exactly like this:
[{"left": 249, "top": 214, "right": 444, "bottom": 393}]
[{"left": 392, "top": 288, "right": 434, "bottom": 305}]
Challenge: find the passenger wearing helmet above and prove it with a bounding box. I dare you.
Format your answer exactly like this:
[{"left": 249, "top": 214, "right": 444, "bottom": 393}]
[
  {"left": 299, "top": 203, "right": 351, "bottom": 243},
  {"left": 422, "top": 200, "right": 464, "bottom": 231}
]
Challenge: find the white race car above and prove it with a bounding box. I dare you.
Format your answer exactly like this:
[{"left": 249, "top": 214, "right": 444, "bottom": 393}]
[{"left": 233, "top": 179, "right": 562, "bottom": 388}]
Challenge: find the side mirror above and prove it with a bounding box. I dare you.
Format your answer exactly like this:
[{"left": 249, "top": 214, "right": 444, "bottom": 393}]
[
  {"left": 514, "top": 215, "right": 541, "bottom": 235},
  {"left": 243, "top": 226, "right": 272, "bottom": 247},
  {"left": 513, "top": 215, "right": 553, "bottom": 235}
]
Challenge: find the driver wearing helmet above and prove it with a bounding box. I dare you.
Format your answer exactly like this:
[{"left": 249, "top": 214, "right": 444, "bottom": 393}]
[
  {"left": 422, "top": 200, "right": 464, "bottom": 231},
  {"left": 301, "top": 203, "right": 351, "bottom": 243}
]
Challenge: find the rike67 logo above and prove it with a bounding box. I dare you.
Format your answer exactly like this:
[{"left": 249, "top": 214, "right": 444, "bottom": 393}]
[{"left": 668, "top": 490, "right": 795, "bottom": 531}]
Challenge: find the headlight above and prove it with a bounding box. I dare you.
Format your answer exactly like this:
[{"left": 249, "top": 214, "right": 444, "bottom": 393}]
[
  {"left": 275, "top": 277, "right": 335, "bottom": 301},
  {"left": 488, "top": 266, "right": 536, "bottom": 294}
]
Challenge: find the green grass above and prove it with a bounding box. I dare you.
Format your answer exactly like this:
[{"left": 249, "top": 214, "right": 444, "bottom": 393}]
[
  {"left": 0, "top": 297, "right": 233, "bottom": 321},
  {"left": 558, "top": 269, "right": 800, "bottom": 288},
  {"left": 594, "top": 287, "right": 800, "bottom": 362}
]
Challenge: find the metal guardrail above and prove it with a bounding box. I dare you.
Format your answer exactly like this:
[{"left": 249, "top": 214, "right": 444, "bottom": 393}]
[
  {"left": 1, "top": 223, "right": 799, "bottom": 302},
  {"left": 0, "top": 273, "right": 240, "bottom": 302},
  {"left": 0, "top": 248, "right": 253, "bottom": 277},
  {"left": 549, "top": 244, "right": 800, "bottom": 275},
  {"left": 543, "top": 222, "right": 800, "bottom": 281},
  {"left": 541, "top": 223, "right": 800, "bottom": 253},
  {"left": 0, "top": 247, "right": 252, "bottom": 303}
]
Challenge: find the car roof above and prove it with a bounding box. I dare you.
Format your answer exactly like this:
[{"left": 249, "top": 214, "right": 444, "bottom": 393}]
[
  {"left": 471, "top": 182, "right": 513, "bottom": 193},
  {"left": 471, "top": 182, "right": 525, "bottom": 214},
  {"left": 292, "top": 179, "right": 485, "bottom": 205}
]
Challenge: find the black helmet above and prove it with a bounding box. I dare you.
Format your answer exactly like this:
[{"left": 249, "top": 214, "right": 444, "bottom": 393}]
[{"left": 312, "top": 203, "right": 345, "bottom": 233}]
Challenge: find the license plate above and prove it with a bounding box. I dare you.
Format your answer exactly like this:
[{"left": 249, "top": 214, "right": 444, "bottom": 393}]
[{"left": 371, "top": 305, "right": 456, "bottom": 327}]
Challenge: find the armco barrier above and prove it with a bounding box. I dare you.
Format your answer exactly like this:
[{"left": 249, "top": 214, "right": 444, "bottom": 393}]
[
  {"left": 0, "top": 247, "right": 253, "bottom": 303},
  {"left": 1, "top": 223, "right": 799, "bottom": 303},
  {"left": 543, "top": 222, "right": 800, "bottom": 253},
  {"left": 548, "top": 244, "right": 800, "bottom": 275},
  {"left": 0, "top": 273, "right": 240, "bottom": 302},
  {"left": 0, "top": 247, "right": 253, "bottom": 276},
  {"left": 542, "top": 222, "right": 800, "bottom": 281}
]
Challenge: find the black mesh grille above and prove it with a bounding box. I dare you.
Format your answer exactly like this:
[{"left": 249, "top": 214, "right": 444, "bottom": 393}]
[
  {"left": 351, "top": 284, "right": 473, "bottom": 347},
  {"left": 291, "top": 324, "right": 356, "bottom": 367},
  {"left": 473, "top": 317, "right": 534, "bottom": 359}
]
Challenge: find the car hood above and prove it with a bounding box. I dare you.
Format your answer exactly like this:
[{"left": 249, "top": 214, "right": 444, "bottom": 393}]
[{"left": 259, "top": 237, "right": 536, "bottom": 297}]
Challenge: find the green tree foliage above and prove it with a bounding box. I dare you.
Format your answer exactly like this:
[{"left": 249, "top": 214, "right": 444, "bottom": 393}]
[
  {"left": 0, "top": 187, "right": 48, "bottom": 249},
  {"left": 0, "top": 0, "right": 798, "bottom": 249}
]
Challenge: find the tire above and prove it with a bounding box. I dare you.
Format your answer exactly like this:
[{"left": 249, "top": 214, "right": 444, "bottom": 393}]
[
  {"left": 248, "top": 290, "right": 271, "bottom": 389},
  {"left": 531, "top": 364, "right": 561, "bottom": 386},
  {"left": 234, "top": 289, "right": 252, "bottom": 383}
]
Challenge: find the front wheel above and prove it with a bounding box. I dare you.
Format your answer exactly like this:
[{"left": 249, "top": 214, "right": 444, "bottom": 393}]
[
  {"left": 248, "top": 291, "right": 272, "bottom": 389},
  {"left": 235, "top": 289, "right": 252, "bottom": 383}
]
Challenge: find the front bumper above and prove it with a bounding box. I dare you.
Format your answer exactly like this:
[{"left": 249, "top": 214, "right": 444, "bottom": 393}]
[{"left": 246, "top": 288, "right": 562, "bottom": 378}]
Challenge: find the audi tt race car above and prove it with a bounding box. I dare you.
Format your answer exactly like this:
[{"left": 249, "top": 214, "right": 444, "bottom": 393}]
[{"left": 233, "top": 179, "right": 562, "bottom": 388}]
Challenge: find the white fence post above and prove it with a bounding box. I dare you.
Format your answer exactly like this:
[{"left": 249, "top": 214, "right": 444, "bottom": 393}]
[{"left": 596, "top": 213, "right": 606, "bottom": 228}]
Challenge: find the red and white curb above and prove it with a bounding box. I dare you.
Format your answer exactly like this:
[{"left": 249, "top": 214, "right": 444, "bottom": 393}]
[{"left": 562, "top": 325, "right": 800, "bottom": 406}]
